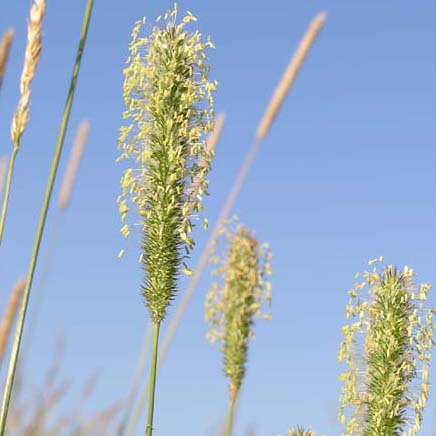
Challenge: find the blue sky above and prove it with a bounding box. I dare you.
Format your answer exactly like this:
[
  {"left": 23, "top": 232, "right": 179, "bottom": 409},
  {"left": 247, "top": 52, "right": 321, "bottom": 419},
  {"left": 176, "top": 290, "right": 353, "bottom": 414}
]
[{"left": 1, "top": 1, "right": 435, "bottom": 435}]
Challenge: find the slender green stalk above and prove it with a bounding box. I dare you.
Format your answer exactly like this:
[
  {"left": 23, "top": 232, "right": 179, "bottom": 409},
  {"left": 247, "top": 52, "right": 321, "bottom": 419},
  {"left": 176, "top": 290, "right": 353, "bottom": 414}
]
[
  {"left": 146, "top": 322, "right": 160, "bottom": 436},
  {"left": 0, "top": 1, "right": 94, "bottom": 433},
  {"left": 0, "top": 147, "right": 18, "bottom": 244},
  {"left": 224, "top": 395, "right": 236, "bottom": 436}
]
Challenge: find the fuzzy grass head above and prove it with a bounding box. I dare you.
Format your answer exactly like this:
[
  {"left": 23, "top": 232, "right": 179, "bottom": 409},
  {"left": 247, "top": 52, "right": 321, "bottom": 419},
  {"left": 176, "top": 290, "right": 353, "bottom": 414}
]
[
  {"left": 11, "top": 0, "right": 46, "bottom": 147},
  {"left": 205, "top": 219, "right": 272, "bottom": 399},
  {"left": 118, "top": 4, "right": 216, "bottom": 324},
  {"left": 338, "top": 257, "right": 436, "bottom": 436}
]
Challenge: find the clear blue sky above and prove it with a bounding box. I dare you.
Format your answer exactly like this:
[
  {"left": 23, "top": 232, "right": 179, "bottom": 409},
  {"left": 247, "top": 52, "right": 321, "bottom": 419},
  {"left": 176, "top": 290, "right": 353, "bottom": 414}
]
[{"left": 1, "top": 1, "right": 435, "bottom": 435}]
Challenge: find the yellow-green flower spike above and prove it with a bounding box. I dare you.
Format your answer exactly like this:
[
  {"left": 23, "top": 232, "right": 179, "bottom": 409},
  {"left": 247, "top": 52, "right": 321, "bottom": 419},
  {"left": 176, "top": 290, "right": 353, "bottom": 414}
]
[
  {"left": 118, "top": 4, "right": 216, "bottom": 323},
  {"left": 205, "top": 219, "right": 272, "bottom": 400},
  {"left": 338, "top": 258, "right": 436, "bottom": 436}
]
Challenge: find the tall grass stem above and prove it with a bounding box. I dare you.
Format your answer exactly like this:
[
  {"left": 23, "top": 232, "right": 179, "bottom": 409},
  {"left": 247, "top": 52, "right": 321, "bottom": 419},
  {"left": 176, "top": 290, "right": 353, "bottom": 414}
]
[{"left": 0, "top": 1, "right": 94, "bottom": 432}]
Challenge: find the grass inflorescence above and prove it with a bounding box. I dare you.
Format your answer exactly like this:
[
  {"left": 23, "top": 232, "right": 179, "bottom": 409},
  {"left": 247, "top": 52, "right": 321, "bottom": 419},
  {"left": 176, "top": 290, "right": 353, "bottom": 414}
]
[
  {"left": 338, "top": 258, "right": 436, "bottom": 436},
  {"left": 205, "top": 219, "right": 272, "bottom": 436},
  {"left": 118, "top": 4, "right": 216, "bottom": 434}
]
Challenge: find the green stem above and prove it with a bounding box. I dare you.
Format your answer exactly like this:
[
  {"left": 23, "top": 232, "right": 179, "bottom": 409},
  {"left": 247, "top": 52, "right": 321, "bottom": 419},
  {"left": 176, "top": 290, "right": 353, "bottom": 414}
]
[
  {"left": 0, "top": 1, "right": 94, "bottom": 434},
  {"left": 224, "top": 394, "right": 236, "bottom": 436},
  {"left": 0, "top": 146, "right": 18, "bottom": 245},
  {"left": 146, "top": 322, "right": 160, "bottom": 436}
]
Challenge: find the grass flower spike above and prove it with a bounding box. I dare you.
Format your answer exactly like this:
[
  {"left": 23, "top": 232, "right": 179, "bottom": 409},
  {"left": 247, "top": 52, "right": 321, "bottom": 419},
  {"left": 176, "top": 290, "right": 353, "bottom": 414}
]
[
  {"left": 205, "top": 220, "right": 272, "bottom": 436},
  {"left": 118, "top": 4, "right": 216, "bottom": 434},
  {"left": 338, "top": 258, "right": 436, "bottom": 436}
]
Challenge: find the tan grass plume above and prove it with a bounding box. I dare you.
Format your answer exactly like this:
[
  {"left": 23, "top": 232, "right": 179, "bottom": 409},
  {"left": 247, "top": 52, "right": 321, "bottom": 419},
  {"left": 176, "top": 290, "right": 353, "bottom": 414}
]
[
  {"left": 0, "top": 30, "right": 14, "bottom": 91},
  {"left": 0, "top": 279, "right": 25, "bottom": 363},
  {"left": 57, "top": 121, "right": 90, "bottom": 209},
  {"left": 255, "top": 12, "right": 326, "bottom": 141},
  {"left": 10, "top": 0, "right": 46, "bottom": 146}
]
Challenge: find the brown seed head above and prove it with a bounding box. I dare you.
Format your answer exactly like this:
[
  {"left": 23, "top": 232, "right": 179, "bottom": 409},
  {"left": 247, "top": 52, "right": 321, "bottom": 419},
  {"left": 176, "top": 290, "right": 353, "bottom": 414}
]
[
  {"left": 255, "top": 12, "right": 326, "bottom": 142},
  {"left": 0, "top": 279, "right": 25, "bottom": 362},
  {"left": 0, "top": 29, "right": 14, "bottom": 90},
  {"left": 10, "top": 0, "right": 46, "bottom": 146},
  {"left": 58, "top": 121, "right": 90, "bottom": 209}
]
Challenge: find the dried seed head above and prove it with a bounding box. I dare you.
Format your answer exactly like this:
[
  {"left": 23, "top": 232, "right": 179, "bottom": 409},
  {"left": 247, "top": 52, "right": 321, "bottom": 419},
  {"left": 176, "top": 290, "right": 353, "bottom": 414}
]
[
  {"left": 10, "top": 0, "right": 46, "bottom": 146},
  {"left": 0, "top": 279, "right": 25, "bottom": 363},
  {"left": 118, "top": 4, "right": 216, "bottom": 323},
  {"left": 338, "top": 258, "right": 436, "bottom": 436},
  {"left": 205, "top": 219, "right": 272, "bottom": 399},
  {"left": 58, "top": 121, "right": 90, "bottom": 210},
  {"left": 255, "top": 12, "right": 326, "bottom": 142},
  {"left": 0, "top": 29, "right": 14, "bottom": 91}
]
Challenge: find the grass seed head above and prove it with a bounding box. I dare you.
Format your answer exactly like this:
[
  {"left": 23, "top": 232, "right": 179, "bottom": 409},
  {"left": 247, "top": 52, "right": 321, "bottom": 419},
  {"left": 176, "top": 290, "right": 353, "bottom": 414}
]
[
  {"left": 255, "top": 12, "right": 326, "bottom": 142},
  {"left": 58, "top": 121, "right": 90, "bottom": 210},
  {"left": 10, "top": 0, "right": 46, "bottom": 147},
  {"left": 338, "top": 258, "right": 436, "bottom": 436},
  {"left": 0, "top": 29, "right": 14, "bottom": 91},
  {"left": 205, "top": 219, "right": 272, "bottom": 399},
  {"left": 118, "top": 4, "right": 216, "bottom": 323},
  {"left": 0, "top": 279, "right": 25, "bottom": 363}
]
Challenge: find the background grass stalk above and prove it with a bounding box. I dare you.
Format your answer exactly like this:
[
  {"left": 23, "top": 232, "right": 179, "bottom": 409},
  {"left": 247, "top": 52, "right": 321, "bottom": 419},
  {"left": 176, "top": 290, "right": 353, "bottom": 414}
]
[
  {"left": 0, "top": 1, "right": 94, "bottom": 432},
  {"left": 145, "top": 322, "right": 160, "bottom": 436}
]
